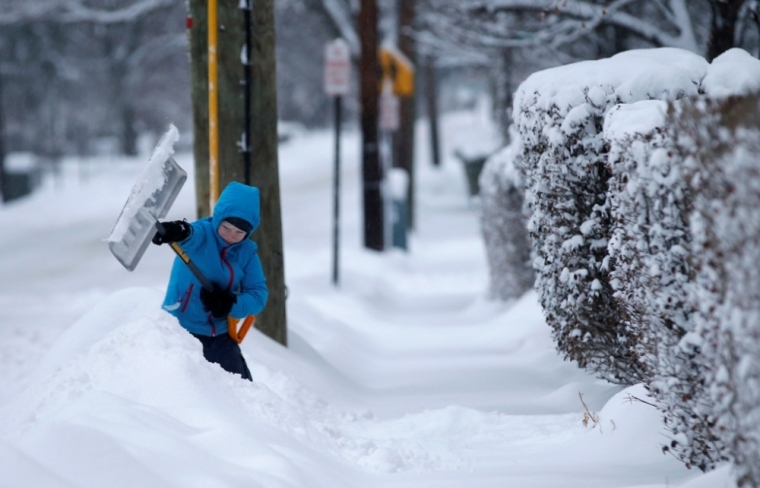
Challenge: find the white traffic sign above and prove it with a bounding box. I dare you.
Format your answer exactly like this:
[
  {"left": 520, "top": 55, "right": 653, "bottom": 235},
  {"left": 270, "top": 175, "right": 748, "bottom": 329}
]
[
  {"left": 380, "top": 84, "right": 400, "bottom": 131},
  {"left": 324, "top": 39, "right": 351, "bottom": 97}
]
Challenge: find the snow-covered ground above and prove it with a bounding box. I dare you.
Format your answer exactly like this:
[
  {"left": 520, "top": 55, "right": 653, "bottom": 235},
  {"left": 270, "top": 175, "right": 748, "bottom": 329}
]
[{"left": 0, "top": 105, "right": 733, "bottom": 487}]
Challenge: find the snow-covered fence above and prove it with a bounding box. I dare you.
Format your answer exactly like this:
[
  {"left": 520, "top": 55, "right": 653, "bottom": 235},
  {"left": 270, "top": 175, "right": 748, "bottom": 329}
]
[
  {"left": 604, "top": 100, "right": 723, "bottom": 471},
  {"left": 512, "top": 48, "right": 707, "bottom": 385},
  {"left": 479, "top": 135, "right": 534, "bottom": 301},
  {"left": 675, "top": 92, "right": 760, "bottom": 486}
]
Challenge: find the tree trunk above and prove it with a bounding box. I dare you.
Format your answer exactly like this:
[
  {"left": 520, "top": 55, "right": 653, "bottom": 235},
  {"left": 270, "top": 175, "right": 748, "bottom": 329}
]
[
  {"left": 122, "top": 105, "right": 138, "bottom": 156},
  {"left": 707, "top": 0, "right": 743, "bottom": 61},
  {"left": 394, "top": 0, "right": 416, "bottom": 229},
  {"left": 359, "top": 0, "right": 384, "bottom": 251},
  {"left": 423, "top": 56, "right": 441, "bottom": 168},
  {"left": 243, "top": 1, "right": 287, "bottom": 346},
  {"left": 187, "top": 0, "right": 287, "bottom": 346},
  {"left": 494, "top": 48, "right": 513, "bottom": 142}
]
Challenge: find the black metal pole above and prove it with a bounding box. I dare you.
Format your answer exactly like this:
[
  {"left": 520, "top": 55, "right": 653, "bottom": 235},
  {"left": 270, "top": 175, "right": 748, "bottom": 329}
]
[
  {"left": 332, "top": 96, "right": 342, "bottom": 286},
  {"left": 242, "top": 0, "right": 253, "bottom": 185},
  {"left": 0, "top": 73, "right": 6, "bottom": 203}
]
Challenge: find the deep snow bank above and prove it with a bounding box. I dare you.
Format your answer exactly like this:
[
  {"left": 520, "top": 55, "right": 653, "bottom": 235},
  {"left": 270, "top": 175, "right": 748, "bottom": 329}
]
[{"left": 0, "top": 286, "right": 698, "bottom": 488}]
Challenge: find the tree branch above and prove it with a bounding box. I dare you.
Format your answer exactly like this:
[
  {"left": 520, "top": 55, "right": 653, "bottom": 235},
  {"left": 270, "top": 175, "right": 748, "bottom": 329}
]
[{"left": 0, "top": 0, "right": 176, "bottom": 25}]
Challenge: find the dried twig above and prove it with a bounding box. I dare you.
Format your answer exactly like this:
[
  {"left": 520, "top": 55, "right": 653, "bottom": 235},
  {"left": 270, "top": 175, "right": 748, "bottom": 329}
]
[
  {"left": 579, "top": 392, "right": 600, "bottom": 428},
  {"left": 625, "top": 393, "right": 657, "bottom": 408}
]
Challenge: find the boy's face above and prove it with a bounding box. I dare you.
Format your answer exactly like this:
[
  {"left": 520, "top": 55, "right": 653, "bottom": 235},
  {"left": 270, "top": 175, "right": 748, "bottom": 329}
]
[{"left": 218, "top": 220, "right": 247, "bottom": 245}]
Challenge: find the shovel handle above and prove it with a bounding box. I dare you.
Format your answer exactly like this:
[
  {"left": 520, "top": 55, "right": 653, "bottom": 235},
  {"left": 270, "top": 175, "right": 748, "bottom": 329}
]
[
  {"left": 155, "top": 221, "right": 214, "bottom": 291},
  {"left": 228, "top": 315, "right": 255, "bottom": 344}
]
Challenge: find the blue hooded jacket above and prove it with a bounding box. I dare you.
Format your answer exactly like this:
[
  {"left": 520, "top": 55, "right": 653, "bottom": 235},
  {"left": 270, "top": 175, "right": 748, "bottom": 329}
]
[{"left": 162, "top": 182, "right": 268, "bottom": 336}]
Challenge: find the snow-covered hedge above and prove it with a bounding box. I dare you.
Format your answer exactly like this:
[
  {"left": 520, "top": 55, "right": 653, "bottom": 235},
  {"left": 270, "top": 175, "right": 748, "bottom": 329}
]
[
  {"left": 604, "top": 100, "right": 723, "bottom": 471},
  {"left": 675, "top": 92, "right": 760, "bottom": 486},
  {"left": 512, "top": 48, "right": 707, "bottom": 385},
  {"left": 479, "top": 133, "right": 534, "bottom": 301},
  {"left": 502, "top": 47, "right": 760, "bottom": 474}
]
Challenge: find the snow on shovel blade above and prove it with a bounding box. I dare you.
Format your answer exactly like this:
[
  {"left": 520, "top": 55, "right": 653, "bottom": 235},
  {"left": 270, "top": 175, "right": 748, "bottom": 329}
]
[
  {"left": 107, "top": 156, "right": 186, "bottom": 271},
  {"left": 107, "top": 126, "right": 187, "bottom": 271}
]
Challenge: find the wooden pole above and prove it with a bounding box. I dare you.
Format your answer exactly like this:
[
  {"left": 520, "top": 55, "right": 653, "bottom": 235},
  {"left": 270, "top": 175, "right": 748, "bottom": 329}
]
[
  {"left": 359, "top": 0, "right": 384, "bottom": 251},
  {"left": 239, "top": 1, "right": 287, "bottom": 346},
  {"left": 187, "top": 0, "right": 287, "bottom": 345},
  {"left": 395, "top": 0, "right": 416, "bottom": 228}
]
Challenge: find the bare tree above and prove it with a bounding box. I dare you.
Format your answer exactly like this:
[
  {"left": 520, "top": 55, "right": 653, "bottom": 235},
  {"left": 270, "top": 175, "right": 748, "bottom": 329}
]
[{"left": 0, "top": 0, "right": 188, "bottom": 157}]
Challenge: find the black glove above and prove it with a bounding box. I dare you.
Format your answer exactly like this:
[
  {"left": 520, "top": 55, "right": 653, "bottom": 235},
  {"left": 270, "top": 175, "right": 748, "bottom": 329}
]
[
  {"left": 152, "top": 220, "right": 191, "bottom": 245},
  {"left": 200, "top": 284, "right": 237, "bottom": 318}
]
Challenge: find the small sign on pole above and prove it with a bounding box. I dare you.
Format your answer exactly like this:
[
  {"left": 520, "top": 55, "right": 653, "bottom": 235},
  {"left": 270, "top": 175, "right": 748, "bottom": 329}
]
[
  {"left": 324, "top": 39, "right": 351, "bottom": 286},
  {"left": 324, "top": 39, "right": 351, "bottom": 97},
  {"left": 380, "top": 85, "right": 400, "bottom": 132}
]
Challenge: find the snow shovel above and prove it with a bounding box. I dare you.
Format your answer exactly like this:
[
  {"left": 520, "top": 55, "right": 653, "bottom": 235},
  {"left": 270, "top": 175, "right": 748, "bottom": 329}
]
[
  {"left": 107, "top": 125, "right": 187, "bottom": 272},
  {"left": 154, "top": 222, "right": 255, "bottom": 344}
]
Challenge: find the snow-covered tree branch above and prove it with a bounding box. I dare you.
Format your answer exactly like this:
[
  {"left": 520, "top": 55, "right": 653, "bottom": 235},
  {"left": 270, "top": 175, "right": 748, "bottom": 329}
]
[{"left": 0, "top": 0, "right": 176, "bottom": 25}]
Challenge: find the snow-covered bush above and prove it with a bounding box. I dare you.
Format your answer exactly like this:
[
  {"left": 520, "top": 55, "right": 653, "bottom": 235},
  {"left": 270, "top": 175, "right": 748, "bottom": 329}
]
[
  {"left": 676, "top": 91, "right": 760, "bottom": 486},
  {"left": 600, "top": 48, "right": 760, "bottom": 472},
  {"left": 605, "top": 100, "right": 723, "bottom": 471},
  {"left": 479, "top": 135, "right": 534, "bottom": 301},
  {"left": 512, "top": 49, "right": 707, "bottom": 385}
]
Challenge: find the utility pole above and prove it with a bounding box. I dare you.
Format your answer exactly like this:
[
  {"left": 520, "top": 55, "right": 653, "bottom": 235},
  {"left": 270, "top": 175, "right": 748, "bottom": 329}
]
[
  {"left": 359, "top": 0, "right": 384, "bottom": 251},
  {"left": 394, "top": 0, "right": 416, "bottom": 228},
  {"left": 187, "top": 0, "right": 287, "bottom": 346}
]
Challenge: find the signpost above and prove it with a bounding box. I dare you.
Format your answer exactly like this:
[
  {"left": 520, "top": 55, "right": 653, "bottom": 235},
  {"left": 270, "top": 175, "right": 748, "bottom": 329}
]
[{"left": 324, "top": 39, "right": 351, "bottom": 286}]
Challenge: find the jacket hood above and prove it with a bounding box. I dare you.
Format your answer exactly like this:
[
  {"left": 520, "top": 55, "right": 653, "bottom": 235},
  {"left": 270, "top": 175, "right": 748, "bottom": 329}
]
[{"left": 211, "top": 182, "right": 261, "bottom": 237}]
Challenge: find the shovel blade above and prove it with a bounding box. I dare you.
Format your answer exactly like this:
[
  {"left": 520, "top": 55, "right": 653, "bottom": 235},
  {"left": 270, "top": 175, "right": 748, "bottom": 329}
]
[{"left": 107, "top": 156, "right": 187, "bottom": 271}]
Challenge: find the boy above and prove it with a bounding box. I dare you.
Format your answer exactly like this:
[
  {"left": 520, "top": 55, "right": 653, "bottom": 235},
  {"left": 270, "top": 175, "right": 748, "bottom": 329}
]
[{"left": 152, "top": 182, "right": 268, "bottom": 380}]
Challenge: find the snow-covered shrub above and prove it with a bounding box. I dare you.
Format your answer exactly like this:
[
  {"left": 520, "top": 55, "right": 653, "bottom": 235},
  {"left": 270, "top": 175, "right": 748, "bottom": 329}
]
[
  {"left": 676, "top": 92, "right": 760, "bottom": 486},
  {"left": 512, "top": 49, "right": 707, "bottom": 385},
  {"left": 479, "top": 135, "right": 534, "bottom": 301},
  {"left": 605, "top": 100, "right": 723, "bottom": 471},
  {"left": 600, "top": 48, "right": 760, "bottom": 472}
]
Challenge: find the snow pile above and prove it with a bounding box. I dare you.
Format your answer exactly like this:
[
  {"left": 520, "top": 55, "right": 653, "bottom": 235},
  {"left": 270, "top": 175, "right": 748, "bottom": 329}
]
[
  {"left": 2, "top": 289, "right": 469, "bottom": 480},
  {"left": 1, "top": 285, "right": 690, "bottom": 487},
  {"left": 701, "top": 48, "right": 760, "bottom": 99}
]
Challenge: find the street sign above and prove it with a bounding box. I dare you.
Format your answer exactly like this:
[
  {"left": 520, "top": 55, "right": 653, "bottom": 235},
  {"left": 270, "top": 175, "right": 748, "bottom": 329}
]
[
  {"left": 324, "top": 39, "right": 351, "bottom": 97},
  {"left": 380, "top": 83, "right": 400, "bottom": 131},
  {"left": 379, "top": 46, "right": 414, "bottom": 97}
]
